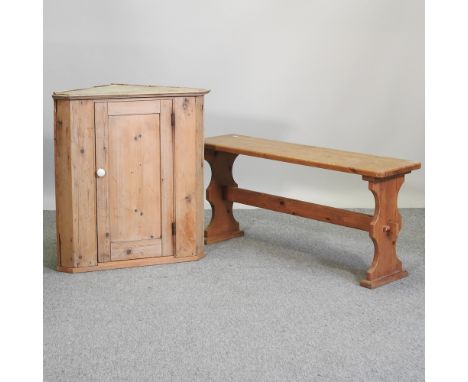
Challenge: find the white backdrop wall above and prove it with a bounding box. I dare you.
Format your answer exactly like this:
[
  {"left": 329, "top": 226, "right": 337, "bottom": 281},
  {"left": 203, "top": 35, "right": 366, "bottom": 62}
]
[{"left": 44, "top": 0, "right": 424, "bottom": 209}]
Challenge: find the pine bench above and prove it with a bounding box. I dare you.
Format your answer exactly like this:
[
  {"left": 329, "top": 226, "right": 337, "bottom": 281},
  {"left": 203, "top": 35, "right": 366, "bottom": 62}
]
[{"left": 204, "top": 134, "right": 421, "bottom": 289}]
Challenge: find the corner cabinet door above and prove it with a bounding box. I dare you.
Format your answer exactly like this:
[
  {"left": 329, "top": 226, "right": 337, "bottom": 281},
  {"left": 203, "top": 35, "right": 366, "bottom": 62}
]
[{"left": 95, "top": 100, "right": 174, "bottom": 262}]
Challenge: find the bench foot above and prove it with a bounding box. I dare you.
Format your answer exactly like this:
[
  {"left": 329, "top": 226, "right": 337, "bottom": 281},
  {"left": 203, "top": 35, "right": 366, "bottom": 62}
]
[
  {"left": 361, "top": 175, "right": 407, "bottom": 288},
  {"left": 204, "top": 230, "right": 244, "bottom": 244},
  {"left": 204, "top": 149, "right": 243, "bottom": 243},
  {"left": 360, "top": 270, "right": 408, "bottom": 289}
]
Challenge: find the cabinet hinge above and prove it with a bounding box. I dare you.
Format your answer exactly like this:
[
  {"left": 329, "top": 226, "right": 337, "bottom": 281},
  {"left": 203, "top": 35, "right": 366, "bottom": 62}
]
[
  {"left": 171, "top": 112, "right": 175, "bottom": 128},
  {"left": 171, "top": 222, "right": 176, "bottom": 236}
]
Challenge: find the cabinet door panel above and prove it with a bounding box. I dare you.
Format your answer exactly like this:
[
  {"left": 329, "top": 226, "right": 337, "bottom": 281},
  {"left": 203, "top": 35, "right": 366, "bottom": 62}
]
[
  {"left": 96, "top": 100, "right": 173, "bottom": 262},
  {"left": 108, "top": 114, "right": 161, "bottom": 242},
  {"left": 108, "top": 100, "right": 161, "bottom": 116},
  {"left": 110, "top": 239, "right": 162, "bottom": 261}
]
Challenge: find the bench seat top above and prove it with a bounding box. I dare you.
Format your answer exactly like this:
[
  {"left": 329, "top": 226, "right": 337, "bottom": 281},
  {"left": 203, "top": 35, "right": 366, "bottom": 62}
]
[{"left": 205, "top": 135, "right": 421, "bottom": 178}]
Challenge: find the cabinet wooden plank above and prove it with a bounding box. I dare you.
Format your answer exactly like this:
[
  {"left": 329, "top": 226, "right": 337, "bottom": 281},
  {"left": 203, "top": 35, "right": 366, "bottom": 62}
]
[
  {"left": 54, "top": 100, "right": 74, "bottom": 267},
  {"left": 108, "top": 100, "right": 161, "bottom": 116},
  {"left": 55, "top": 100, "right": 97, "bottom": 268},
  {"left": 53, "top": 100, "right": 61, "bottom": 267},
  {"left": 95, "top": 102, "right": 111, "bottom": 262},
  {"left": 174, "top": 97, "right": 198, "bottom": 257},
  {"left": 160, "top": 100, "right": 175, "bottom": 256},
  {"left": 111, "top": 239, "right": 162, "bottom": 261},
  {"left": 195, "top": 96, "right": 205, "bottom": 257},
  {"left": 69, "top": 100, "right": 98, "bottom": 267}
]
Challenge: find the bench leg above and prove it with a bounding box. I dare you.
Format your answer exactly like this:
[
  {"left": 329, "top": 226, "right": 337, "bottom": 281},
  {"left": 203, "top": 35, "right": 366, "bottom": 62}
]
[
  {"left": 360, "top": 175, "right": 408, "bottom": 288},
  {"left": 204, "top": 149, "right": 244, "bottom": 244}
]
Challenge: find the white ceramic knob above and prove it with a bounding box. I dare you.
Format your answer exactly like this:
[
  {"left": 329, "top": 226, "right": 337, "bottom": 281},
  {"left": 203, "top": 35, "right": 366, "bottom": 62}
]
[{"left": 96, "top": 168, "right": 106, "bottom": 177}]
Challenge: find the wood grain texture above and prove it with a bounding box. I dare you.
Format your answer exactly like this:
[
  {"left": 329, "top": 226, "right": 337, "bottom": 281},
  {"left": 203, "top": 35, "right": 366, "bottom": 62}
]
[
  {"left": 57, "top": 252, "right": 205, "bottom": 273},
  {"left": 53, "top": 100, "right": 61, "bottom": 267},
  {"left": 107, "top": 100, "right": 160, "bottom": 115},
  {"left": 205, "top": 135, "right": 421, "bottom": 178},
  {"left": 53, "top": 83, "right": 209, "bottom": 100},
  {"left": 226, "top": 187, "right": 373, "bottom": 231},
  {"left": 203, "top": 134, "right": 417, "bottom": 288},
  {"left": 96, "top": 100, "right": 165, "bottom": 262},
  {"left": 69, "top": 100, "right": 97, "bottom": 267},
  {"left": 174, "top": 97, "right": 200, "bottom": 257},
  {"left": 195, "top": 97, "right": 205, "bottom": 256},
  {"left": 55, "top": 90, "right": 207, "bottom": 272},
  {"left": 54, "top": 100, "right": 97, "bottom": 268},
  {"left": 204, "top": 149, "right": 243, "bottom": 244},
  {"left": 160, "top": 100, "right": 175, "bottom": 256},
  {"left": 107, "top": 113, "right": 161, "bottom": 244},
  {"left": 360, "top": 175, "right": 408, "bottom": 288},
  {"left": 54, "top": 100, "right": 73, "bottom": 267},
  {"left": 111, "top": 239, "right": 162, "bottom": 261},
  {"left": 95, "top": 102, "right": 111, "bottom": 262}
]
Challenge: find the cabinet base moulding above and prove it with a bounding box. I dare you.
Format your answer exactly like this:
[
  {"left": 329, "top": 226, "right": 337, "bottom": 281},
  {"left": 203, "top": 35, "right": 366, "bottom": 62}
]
[{"left": 56, "top": 252, "right": 205, "bottom": 273}]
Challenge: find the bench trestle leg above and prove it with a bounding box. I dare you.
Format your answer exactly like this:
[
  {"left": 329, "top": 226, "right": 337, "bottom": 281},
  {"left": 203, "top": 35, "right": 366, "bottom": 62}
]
[
  {"left": 360, "top": 175, "right": 408, "bottom": 288},
  {"left": 204, "top": 149, "right": 244, "bottom": 244}
]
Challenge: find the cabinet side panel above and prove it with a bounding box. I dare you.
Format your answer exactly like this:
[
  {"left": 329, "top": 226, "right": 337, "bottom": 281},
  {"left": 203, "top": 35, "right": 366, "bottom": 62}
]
[
  {"left": 55, "top": 100, "right": 74, "bottom": 267},
  {"left": 160, "top": 100, "right": 175, "bottom": 256},
  {"left": 70, "top": 100, "right": 98, "bottom": 267},
  {"left": 195, "top": 96, "right": 205, "bottom": 256},
  {"left": 174, "top": 97, "right": 198, "bottom": 257}
]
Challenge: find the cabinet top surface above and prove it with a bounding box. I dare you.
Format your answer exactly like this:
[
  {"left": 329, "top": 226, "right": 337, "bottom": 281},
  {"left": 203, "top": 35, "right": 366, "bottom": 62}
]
[{"left": 53, "top": 83, "right": 210, "bottom": 100}]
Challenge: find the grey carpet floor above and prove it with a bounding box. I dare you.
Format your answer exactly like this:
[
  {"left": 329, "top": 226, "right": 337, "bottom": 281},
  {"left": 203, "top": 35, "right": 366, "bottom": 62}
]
[{"left": 43, "top": 209, "right": 424, "bottom": 382}]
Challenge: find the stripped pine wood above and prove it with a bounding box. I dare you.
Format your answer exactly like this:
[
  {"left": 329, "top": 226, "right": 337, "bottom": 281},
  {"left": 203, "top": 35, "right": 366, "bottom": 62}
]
[
  {"left": 57, "top": 252, "right": 205, "bottom": 273},
  {"left": 360, "top": 175, "right": 408, "bottom": 288},
  {"left": 225, "top": 187, "right": 373, "bottom": 231},
  {"left": 55, "top": 100, "right": 97, "bottom": 268},
  {"left": 107, "top": 113, "right": 161, "bottom": 244},
  {"left": 54, "top": 100, "right": 74, "bottom": 267},
  {"left": 69, "top": 100, "right": 97, "bottom": 267},
  {"left": 96, "top": 101, "right": 164, "bottom": 262},
  {"left": 95, "top": 102, "right": 111, "bottom": 262},
  {"left": 174, "top": 97, "right": 198, "bottom": 257},
  {"left": 204, "top": 150, "right": 243, "bottom": 244},
  {"left": 160, "top": 99, "right": 175, "bottom": 256},
  {"left": 95, "top": 100, "right": 165, "bottom": 262},
  {"left": 107, "top": 100, "right": 161, "bottom": 115},
  {"left": 54, "top": 85, "right": 207, "bottom": 272},
  {"left": 204, "top": 134, "right": 421, "bottom": 288},
  {"left": 205, "top": 135, "right": 421, "bottom": 178},
  {"left": 111, "top": 239, "right": 162, "bottom": 261},
  {"left": 195, "top": 96, "right": 205, "bottom": 256},
  {"left": 53, "top": 99, "right": 60, "bottom": 267},
  {"left": 53, "top": 83, "right": 209, "bottom": 100}
]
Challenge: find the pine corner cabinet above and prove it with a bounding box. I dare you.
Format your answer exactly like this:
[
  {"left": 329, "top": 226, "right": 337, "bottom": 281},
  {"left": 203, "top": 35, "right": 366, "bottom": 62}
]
[{"left": 53, "top": 84, "right": 209, "bottom": 273}]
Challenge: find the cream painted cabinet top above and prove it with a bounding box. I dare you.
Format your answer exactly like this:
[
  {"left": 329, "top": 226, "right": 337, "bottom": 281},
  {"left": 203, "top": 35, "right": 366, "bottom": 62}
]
[{"left": 53, "top": 83, "right": 210, "bottom": 100}]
